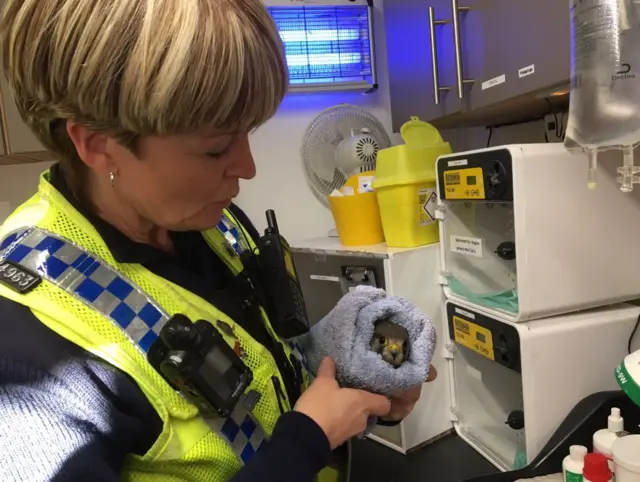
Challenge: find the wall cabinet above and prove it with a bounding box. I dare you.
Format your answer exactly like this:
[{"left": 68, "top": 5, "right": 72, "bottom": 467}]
[
  {"left": 384, "top": 0, "right": 571, "bottom": 132},
  {"left": 0, "top": 37, "right": 54, "bottom": 165},
  {"left": 473, "top": 0, "right": 570, "bottom": 109}
]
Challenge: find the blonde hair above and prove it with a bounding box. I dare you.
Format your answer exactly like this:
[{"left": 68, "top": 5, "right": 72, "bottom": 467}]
[{"left": 0, "top": 0, "right": 288, "bottom": 197}]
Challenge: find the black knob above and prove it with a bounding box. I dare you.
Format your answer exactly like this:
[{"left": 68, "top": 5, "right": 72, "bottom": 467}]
[
  {"left": 163, "top": 314, "right": 198, "bottom": 348},
  {"left": 496, "top": 241, "right": 516, "bottom": 260},
  {"left": 485, "top": 161, "right": 508, "bottom": 198},
  {"left": 506, "top": 410, "right": 525, "bottom": 430}
]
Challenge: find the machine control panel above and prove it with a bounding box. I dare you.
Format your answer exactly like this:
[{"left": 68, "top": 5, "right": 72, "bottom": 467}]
[
  {"left": 446, "top": 302, "right": 521, "bottom": 373},
  {"left": 438, "top": 148, "right": 514, "bottom": 202}
]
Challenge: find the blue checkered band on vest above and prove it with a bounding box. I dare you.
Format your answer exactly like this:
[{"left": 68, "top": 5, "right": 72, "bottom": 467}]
[
  {"left": 217, "top": 214, "right": 248, "bottom": 255},
  {"left": 287, "top": 340, "right": 310, "bottom": 371},
  {"left": 0, "top": 227, "right": 267, "bottom": 464}
]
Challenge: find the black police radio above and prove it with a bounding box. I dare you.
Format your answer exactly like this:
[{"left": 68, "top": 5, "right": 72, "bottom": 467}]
[
  {"left": 148, "top": 209, "right": 309, "bottom": 418},
  {"left": 249, "top": 210, "right": 310, "bottom": 339}
]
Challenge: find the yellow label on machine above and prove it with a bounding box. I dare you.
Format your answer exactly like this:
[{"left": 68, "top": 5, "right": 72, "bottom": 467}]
[
  {"left": 443, "top": 167, "right": 486, "bottom": 200},
  {"left": 453, "top": 315, "right": 495, "bottom": 361}
]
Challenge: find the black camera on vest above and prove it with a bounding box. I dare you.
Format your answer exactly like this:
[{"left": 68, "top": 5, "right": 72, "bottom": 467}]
[{"left": 148, "top": 314, "right": 253, "bottom": 418}]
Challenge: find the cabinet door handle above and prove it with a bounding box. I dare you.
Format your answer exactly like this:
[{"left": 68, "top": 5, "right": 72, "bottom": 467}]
[
  {"left": 451, "top": 0, "right": 475, "bottom": 99},
  {"left": 0, "top": 86, "right": 11, "bottom": 155},
  {"left": 428, "top": 7, "right": 450, "bottom": 105}
]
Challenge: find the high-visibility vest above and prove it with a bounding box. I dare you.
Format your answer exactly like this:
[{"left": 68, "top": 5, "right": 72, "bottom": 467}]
[{"left": 0, "top": 171, "right": 326, "bottom": 481}]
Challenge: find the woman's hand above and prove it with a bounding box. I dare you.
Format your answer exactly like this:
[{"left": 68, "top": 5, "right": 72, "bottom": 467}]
[
  {"left": 294, "top": 357, "right": 391, "bottom": 449},
  {"left": 382, "top": 364, "right": 439, "bottom": 422}
]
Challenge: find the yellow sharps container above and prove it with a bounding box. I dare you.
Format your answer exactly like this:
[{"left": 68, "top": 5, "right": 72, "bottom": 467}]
[
  {"left": 328, "top": 171, "right": 385, "bottom": 247},
  {"left": 372, "top": 117, "right": 451, "bottom": 248}
]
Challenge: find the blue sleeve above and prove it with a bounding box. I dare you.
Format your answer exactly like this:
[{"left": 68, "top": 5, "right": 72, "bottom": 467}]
[
  {"left": 230, "top": 412, "right": 332, "bottom": 482},
  {"left": 0, "top": 359, "right": 123, "bottom": 482},
  {"left": 0, "top": 359, "right": 124, "bottom": 482},
  {"left": 0, "top": 298, "right": 160, "bottom": 482}
]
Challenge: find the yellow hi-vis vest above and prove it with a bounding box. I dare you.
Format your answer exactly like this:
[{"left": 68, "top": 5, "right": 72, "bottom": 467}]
[{"left": 0, "top": 172, "right": 320, "bottom": 481}]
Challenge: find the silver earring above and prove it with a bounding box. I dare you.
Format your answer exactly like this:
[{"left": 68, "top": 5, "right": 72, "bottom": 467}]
[{"left": 109, "top": 172, "right": 116, "bottom": 188}]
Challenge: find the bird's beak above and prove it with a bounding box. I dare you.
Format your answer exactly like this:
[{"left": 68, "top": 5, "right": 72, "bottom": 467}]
[{"left": 389, "top": 344, "right": 400, "bottom": 355}]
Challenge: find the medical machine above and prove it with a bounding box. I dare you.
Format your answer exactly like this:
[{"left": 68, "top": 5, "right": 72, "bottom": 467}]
[
  {"left": 436, "top": 143, "right": 640, "bottom": 323},
  {"left": 444, "top": 301, "right": 640, "bottom": 471}
]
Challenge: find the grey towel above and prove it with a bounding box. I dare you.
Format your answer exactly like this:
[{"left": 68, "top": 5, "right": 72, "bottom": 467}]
[{"left": 297, "top": 286, "right": 436, "bottom": 396}]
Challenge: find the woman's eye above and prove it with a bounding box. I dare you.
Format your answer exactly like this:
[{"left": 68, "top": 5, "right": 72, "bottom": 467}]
[{"left": 205, "top": 147, "right": 230, "bottom": 159}]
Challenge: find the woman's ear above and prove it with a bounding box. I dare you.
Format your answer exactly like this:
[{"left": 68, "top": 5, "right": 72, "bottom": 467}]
[{"left": 66, "top": 120, "right": 114, "bottom": 175}]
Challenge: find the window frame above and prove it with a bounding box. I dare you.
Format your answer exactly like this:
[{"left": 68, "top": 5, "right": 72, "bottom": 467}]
[{"left": 265, "top": 0, "right": 378, "bottom": 93}]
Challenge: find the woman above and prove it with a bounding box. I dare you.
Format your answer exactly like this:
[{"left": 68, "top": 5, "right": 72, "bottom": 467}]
[{"left": 0, "top": 1, "right": 434, "bottom": 481}]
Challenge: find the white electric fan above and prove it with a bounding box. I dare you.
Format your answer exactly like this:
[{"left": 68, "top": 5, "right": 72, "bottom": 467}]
[{"left": 301, "top": 104, "right": 392, "bottom": 205}]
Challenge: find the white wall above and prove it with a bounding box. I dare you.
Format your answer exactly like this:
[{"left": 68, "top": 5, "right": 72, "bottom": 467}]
[
  {"left": 0, "top": 162, "right": 53, "bottom": 222},
  {"left": 242, "top": 92, "right": 392, "bottom": 242},
  {"left": 241, "top": 0, "right": 394, "bottom": 242}
]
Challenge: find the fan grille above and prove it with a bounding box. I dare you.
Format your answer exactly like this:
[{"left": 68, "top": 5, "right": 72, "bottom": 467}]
[
  {"left": 356, "top": 137, "right": 379, "bottom": 164},
  {"left": 301, "top": 104, "right": 391, "bottom": 199}
]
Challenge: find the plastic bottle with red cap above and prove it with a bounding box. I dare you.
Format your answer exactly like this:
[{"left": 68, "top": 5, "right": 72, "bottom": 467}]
[{"left": 584, "top": 453, "right": 613, "bottom": 482}]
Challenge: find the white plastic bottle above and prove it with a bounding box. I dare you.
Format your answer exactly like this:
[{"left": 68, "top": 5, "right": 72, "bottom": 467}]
[
  {"left": 593, "top": 408, "right": 624, "bottom": 474},
  {"left": 612, "top": 435, "right": 640, "bottom": 482},
  {"left": 564, "top": 445, "right": 588, "bottom": 481}
]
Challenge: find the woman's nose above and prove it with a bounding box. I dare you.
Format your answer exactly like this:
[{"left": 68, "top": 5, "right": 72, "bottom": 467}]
[{"left": 227, "top": 135, "right": 256, "bottom": 180}]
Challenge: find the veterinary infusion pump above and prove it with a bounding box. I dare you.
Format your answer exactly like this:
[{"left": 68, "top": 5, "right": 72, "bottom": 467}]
[
  {"left": 435, "top": 143, "right": 640, "bottom": 322},
  {"left": 445, "top": 301, "right": 640, "bottom": 471}
]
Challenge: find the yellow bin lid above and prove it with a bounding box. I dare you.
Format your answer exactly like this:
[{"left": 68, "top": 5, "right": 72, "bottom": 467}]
[{"left": 373, "top": 116, "right": 452, "bottom": 189}]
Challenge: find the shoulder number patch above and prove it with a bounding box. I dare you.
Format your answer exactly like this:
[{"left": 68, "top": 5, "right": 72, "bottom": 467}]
[{"left": 0, "top": 260, "right": 42, "bottom": 294}]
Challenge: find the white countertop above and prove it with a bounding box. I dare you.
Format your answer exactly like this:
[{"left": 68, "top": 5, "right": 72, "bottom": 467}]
[{"left": 291, "top": 236, "right": 438, "bottom": 259}]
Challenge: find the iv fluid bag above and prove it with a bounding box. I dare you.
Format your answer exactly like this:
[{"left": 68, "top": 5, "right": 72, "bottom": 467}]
[{"left": 565, "top": 0, "right": 640, "bottom": 151}]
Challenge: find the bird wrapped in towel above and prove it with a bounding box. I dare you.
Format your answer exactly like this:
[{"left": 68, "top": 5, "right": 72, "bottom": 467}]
[{"left": 295, "top": 285, "right": 436, "bottom": 397}]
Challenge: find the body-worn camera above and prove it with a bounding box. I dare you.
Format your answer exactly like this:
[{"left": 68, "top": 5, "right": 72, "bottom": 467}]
[{"left": 148, "top": 314, "right": 253, "bottom": 418}]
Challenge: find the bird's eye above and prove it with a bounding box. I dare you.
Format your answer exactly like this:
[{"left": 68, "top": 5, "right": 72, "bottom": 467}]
[{"left": 379, "top": 336, "right": 387, "bottom": 345}]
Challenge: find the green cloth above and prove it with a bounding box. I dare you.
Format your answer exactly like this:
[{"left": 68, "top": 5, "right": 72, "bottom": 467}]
[{"left": 449, "top": 277, "right": 519, "bottom": 314}]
